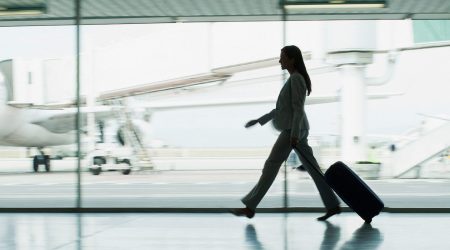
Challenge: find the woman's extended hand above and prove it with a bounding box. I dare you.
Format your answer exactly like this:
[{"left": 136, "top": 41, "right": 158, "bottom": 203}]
[{"left": 245, "top": 120, "right": 259, "bottom": 128}]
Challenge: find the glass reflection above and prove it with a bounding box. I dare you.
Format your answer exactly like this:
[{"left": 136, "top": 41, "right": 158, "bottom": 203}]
[
  {"left": 245, "top": 224, "right": 265, "bottom": 250},
  {"left": 340, "top": 223, "right": 383, "bottom": 250}
]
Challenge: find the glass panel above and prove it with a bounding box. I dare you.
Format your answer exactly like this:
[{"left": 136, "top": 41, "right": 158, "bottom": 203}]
[
  {"left": 79, "top": 20, "right": 286, "bottom": 208},
  {"left": 0, "top": 24, "right": 77, "bottom": 207},
  {"left": 285, "top": 20, "right": 450, "bottom": 209},
  {"left": 413, "top": 20, "right": 450, "bottom": 43}
]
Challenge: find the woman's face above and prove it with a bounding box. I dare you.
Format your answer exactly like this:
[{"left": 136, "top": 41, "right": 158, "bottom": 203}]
[{"left": 279, "top": 51, "right": 294, "bottom": 70}]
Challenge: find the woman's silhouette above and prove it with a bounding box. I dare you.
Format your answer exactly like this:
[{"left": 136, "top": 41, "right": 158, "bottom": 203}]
[{"left": 231, "top": 45, "right": 341, "bottom": 221}]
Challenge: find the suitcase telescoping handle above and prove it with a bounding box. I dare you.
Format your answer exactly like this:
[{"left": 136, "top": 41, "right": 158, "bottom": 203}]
[{"left": 291, "top": 145, "right": 326, "bottom": 178}]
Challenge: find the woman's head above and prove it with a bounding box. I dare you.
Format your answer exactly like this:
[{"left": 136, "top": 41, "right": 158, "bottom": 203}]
[{"left": 280, "top": 45, "right": 312, "bottom": 96}]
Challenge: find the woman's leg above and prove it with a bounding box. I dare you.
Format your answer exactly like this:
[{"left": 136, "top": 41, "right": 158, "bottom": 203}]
[
  {"left": 294, "top": 130, "right": 340, "bottom": 210},
  {"left": 242, "top": 130, "right": 293, "bottom": 211}
]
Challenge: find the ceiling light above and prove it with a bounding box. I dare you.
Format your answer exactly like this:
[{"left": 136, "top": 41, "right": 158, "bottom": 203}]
[
  {"left": 0, "top": 4, "right": 46, "bottom": 16},
  {"left": 282, "top": 1, "right": 386, "bottom": 10}
]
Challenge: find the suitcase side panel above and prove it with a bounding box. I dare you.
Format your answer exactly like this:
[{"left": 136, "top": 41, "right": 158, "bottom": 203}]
[{"left": 325, "top": 161, "right": 384, "bottom": 221}]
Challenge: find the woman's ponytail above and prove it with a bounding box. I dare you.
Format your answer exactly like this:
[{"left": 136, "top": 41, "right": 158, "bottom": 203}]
[{"left": 282, "top": 45, "right": 312, "bottom": 96}]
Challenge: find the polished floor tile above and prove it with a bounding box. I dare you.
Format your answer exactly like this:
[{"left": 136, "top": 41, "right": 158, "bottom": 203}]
[{"left": 0, "top": 212, "right": 449, "bottom": 249}]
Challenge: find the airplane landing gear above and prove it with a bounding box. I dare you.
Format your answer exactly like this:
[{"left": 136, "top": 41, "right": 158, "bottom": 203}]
[
  {"left": 33, "top": 151, "right": 50, "bottom": 172},
  {"left": 32, "top": 148, "right": 51, "bottom": 172}
]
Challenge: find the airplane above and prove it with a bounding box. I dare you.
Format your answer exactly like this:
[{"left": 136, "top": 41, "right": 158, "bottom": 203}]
[{"left": 0, "top": 41, "right": 447, "bottom": 174}]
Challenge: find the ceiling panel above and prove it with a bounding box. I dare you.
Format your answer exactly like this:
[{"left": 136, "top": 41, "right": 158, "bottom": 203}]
[{"left": 0, "top": 0, "right": 448, "bottom": 27}]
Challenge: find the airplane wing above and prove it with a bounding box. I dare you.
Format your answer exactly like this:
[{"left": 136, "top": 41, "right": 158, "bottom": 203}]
[
  {"left": 23, "top": 90, "right": 401, "bottom": 134},
  {"left": 28, "top": 106, "right": 118, "bottom": 133},
  {"left": 25, "top": 94, "right": 338, "bottom": 134}
]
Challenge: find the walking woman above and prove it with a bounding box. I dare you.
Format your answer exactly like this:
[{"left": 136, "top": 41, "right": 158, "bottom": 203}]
[{"left": 231, "top": 45, "right": 341, "bottom": 221}]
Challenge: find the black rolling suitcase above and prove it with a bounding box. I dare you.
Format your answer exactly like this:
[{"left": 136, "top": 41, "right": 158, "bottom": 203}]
[{"left": 324, "top": 161, "right": 384, "bottom": 223}]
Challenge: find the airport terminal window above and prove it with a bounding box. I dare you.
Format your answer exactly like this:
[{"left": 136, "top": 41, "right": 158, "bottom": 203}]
[
  {"left": 0, "top": 2, "right": 448, "bottom": 210},
  {"left": 79, "top": 21, "right": 286, "bottom": 208},
  {"left": 284, "top": 20, "right": 450, "bottom": 209},
  {"left": 78, "top": 19, "right": 450, "bottom": 210},
  {"left": 0, "top": 25, "right": 77, "bottom": 208}
]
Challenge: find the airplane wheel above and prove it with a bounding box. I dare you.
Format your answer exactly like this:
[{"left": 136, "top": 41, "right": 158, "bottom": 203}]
[
  {"left": 91, "top": 167, "right": 102, "bottom": 175},
  {"left": 33, "top": 156, "right": 39, "bottom": 172},
  {"left": 44, "top": 156, "right": 51, "bottom": 172},
  {"left": 121, "top": 159, "right": 131, "bottom": 175}
]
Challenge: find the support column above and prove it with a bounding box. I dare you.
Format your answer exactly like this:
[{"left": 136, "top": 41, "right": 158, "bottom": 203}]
[
  {"left": 339, "top": 64, "right": 367, "bottom": 162},
  {"left": 324, "top": 21, "right": 376, "bottom": 164},
  {"left": 327, "top": 51, "right": 373, "bottom": 163}
]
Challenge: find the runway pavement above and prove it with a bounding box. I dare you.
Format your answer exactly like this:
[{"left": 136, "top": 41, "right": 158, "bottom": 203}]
[{"left": 0, "top": 170, "right": 449, "bottom": 209}]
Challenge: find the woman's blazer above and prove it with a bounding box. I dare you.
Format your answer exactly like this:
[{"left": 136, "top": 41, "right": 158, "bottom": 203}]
[{"left": 257, "top": 72, "right": 309, "bottom": 139}]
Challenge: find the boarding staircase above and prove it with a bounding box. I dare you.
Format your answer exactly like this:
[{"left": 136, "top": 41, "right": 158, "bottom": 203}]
[
  {"left": 111, "top": 100, "right": 154, "bottom": 170},
  {"left": 389, "top": 121, "right": 450, "bottom": 178}
]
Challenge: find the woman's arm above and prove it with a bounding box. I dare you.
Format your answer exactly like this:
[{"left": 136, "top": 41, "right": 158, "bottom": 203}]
[
  {"left": 290, "top": 74, "right": 307, "bottom": 139},
  {"left": 245, "top": 109, "right": 276, "bottom": 128},
  {"left": 257, "top": 109, "right": 276, "bottom": 125}
]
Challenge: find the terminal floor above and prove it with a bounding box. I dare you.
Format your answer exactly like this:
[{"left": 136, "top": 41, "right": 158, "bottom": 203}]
[{"left": 0, "top": 212, "right": 449, "bottom": 250}]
